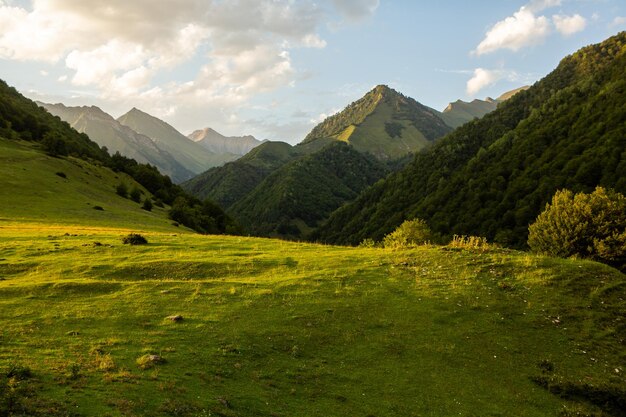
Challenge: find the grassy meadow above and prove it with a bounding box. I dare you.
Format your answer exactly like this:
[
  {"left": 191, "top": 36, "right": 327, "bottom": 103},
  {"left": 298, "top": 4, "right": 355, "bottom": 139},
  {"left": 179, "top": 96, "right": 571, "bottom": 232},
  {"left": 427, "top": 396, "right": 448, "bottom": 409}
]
[
  {"left": 1, "top": 138, "right": 624, "bottom": 416},
  {"left": 1, "top": 223, "right": 624, "bottom": 416}
]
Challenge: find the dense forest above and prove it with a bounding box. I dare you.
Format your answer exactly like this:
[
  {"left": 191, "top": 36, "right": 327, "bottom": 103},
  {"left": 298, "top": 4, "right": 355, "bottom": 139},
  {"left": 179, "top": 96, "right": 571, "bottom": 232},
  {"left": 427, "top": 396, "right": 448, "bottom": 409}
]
[
  {"left": 0, "top": 79, "right": 238, "bottom": 235},
  {"left": 229, "top": 142, "right": 388, "bottom": 238},
  {"left": 313, "top": 32, "right": 626, "bottom": 247}
]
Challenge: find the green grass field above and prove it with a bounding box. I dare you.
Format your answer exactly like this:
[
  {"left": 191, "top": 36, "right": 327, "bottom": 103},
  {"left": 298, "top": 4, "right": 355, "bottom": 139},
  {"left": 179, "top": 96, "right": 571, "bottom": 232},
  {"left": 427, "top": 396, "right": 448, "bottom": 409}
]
[
  {"left": 1, "top": 138, "right": 625, "bottom": 416},
  {"left": 1, "top": 224, "right": 624, "bottom": 416}
]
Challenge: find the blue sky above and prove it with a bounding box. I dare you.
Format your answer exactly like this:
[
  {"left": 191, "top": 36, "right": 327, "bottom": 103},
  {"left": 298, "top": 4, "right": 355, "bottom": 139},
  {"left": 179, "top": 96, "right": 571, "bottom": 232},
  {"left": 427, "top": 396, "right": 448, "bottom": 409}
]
[{"left": 1, "top": 0, "right": 624, "bottom": 143}]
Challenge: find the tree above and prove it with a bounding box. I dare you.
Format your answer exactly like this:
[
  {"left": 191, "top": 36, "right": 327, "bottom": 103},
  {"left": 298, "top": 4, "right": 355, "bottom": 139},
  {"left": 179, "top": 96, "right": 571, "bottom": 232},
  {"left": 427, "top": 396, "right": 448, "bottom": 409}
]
[
  {"left": 383, "top": 218, "right": 433, "bottom": 248},
  {"left": 116, "top": 183, "right": 128, "bottom": 198},
  {"left": 129, "top": 186, "right": 141, "bottom": 203},
  {"left": 142, "top": 198, "right": 153, "bottom": 211},
  {"left": 528, "top": 187, "right": 626, "bottom": 269}
]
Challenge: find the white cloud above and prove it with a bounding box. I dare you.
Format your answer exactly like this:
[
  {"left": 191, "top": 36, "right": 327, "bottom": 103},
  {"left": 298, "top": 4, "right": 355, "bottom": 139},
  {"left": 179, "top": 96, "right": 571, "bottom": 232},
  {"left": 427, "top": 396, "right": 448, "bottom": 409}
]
[
  {"left": 611, "top": 16, "right": 626, "bottom": 28},
  {"left": 467, "top": 68, "right": 503, "bottom": 95},
  {"left": 58, "top": 75, "right": 68, "bottom": 83},
  {"left": 40, "top": 70, "right": 48, "bottom": 76},
  {"left": 474, "top": 6, "right": 551, "bottom": 55},
  {"left": 553, "top": 14, "right": 586, "bottom": 36},
  {"left": 526, "top": 0, "right": 561, "bottom": 13}
]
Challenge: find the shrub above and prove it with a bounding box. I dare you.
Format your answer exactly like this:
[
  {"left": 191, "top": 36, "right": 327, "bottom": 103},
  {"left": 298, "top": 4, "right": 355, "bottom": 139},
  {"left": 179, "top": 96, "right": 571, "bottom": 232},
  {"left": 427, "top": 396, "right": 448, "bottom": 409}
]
[
  {"left": 116, "top": 183, "right": 128, "bottom": 198},
  {"left": 55, "top": 171, "right": 66, "bottom": 179},
  {"left": 142, "top": 198, "right": 153, "bottom": 211},
  {"left": 528, "top": 187, "right": 626, "bottom": 268},
  {"left": 359, "top": 238, "right": 377, "bottom": 248},
  {"left": 383, "top": 218, "right": 432, "bottom": 248},
  {"left": 129, "top": 186, "right": 141, "bottom": 203},
  {"left": 122, "top": 233, "right": 148, "bottom": 245},
  {"left": 92, "top": 205, "right": 104, "bottom": 211}
]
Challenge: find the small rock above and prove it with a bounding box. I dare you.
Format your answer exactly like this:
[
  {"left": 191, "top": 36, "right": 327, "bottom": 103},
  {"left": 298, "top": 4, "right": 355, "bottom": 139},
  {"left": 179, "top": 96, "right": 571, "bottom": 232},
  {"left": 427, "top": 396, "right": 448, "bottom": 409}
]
[{"left": 167, "top": 315, "right": 184, "bottom": 322}]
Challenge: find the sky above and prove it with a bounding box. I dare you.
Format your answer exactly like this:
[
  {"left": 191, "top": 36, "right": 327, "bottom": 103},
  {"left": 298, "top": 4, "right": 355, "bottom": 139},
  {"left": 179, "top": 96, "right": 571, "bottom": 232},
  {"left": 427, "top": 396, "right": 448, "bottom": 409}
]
[{"left": 1, "top": 0, "right": 625, "bottom": 144}]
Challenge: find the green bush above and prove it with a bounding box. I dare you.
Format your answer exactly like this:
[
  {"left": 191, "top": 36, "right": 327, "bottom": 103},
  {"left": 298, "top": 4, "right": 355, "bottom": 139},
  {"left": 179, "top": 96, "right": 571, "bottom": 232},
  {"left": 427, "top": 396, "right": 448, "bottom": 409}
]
[
  {"left": 528, "top": 187, "right": 626, "bottom": 268},
  {"left": 129, "top": 186, "right": 141, "bottom": 203},
  {"left": 116, "top": 183, "right": 128, "bottom": 198},
  {"left": 383, "top": 218, "right": 433, "bottom": 248},
  {"left": 122, "top": 233, "right": 148, "bottom": 245},
  {"left": 142, "top": 198, "right": 153, "bottom": 211}
]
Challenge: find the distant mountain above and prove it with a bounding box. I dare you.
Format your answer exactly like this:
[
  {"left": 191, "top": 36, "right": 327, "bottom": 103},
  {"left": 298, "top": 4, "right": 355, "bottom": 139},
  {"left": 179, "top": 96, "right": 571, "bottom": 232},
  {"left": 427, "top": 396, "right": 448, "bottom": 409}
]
[
  {"left": 188, "top": 127, "right": 264, "bottom": 156},
  {"left": 117, "top": 108, "right": 238, "bottom": 176},
  {"left": 301, "top": 85, "right": 452, "bottom": 161},
  {"left": 313, "top": 33, "right": 626, "bottom": 247},
  {"left": 39, "top": 103, "right": 194, "bottom": 183},
  {"left": 182, "top": 141, "right": 304, "bottom": 209},
  {"left": 228, "top": 142, "right": 388, "bottom": 239},
  {"left": 440, "top": 87, "right": 529, "bottom": 129}
]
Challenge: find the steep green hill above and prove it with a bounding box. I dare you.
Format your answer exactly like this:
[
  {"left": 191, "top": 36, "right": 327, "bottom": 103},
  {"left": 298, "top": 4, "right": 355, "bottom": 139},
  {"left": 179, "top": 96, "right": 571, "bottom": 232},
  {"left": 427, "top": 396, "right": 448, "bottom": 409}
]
[
  {"left": 228, "top": 142, "right": 388, "bottom": 239},
  {"left": 182, "top": 141, "right": 304, "bottom": 209},
  {"left": 0, "top": 137, "right": 178, "bottom": 231},
  {"left": 0, "top": 79, "right": 237, "bottom": 235},
  {"left": 117, "top": 108, "right": 238, "bottom": 175},
  {"left": 313, "top": 33, "right": 626, "bottom": 247},
  {"left": 301, "top": 85, "right": 451, "bottom": 160},
  {"left": 39, "top": 103, "right": 194, "bottom": 183}
]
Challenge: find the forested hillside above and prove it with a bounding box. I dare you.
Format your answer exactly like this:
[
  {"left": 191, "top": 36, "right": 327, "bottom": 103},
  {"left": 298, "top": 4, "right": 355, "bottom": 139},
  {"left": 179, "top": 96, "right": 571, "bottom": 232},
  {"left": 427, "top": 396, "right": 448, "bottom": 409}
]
[
  {"left": 313, "top": 33, "right": 626, "bottom": 246},
  {"left": 229, "top": 142, "right": 388, "bottom": 238}
]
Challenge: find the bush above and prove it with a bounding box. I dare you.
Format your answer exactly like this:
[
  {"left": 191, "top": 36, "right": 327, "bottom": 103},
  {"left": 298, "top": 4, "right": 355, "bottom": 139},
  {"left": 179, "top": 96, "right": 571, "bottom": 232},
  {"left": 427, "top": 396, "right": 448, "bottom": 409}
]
[
  {"left": 383, "top": 218, "right": 433, "bottom": 248},
  {"left": 55, "top": 171, "right": 66, "bottom": 179},
  {"left": 142, "top": 198, "right": 153, "bottom": 211},
  {"left": 129, "top": 186, "right": 141, "bottom": 203},
  {"left": 528, "top": 187, "right": 626, "bottom": 268},
  {"left": 122, "top": 233, "right": 148, "bottom": 245},
  {"left": 116, "top": 183, "right": 128, "bottom": 198},
  {"left": 93, "top": 205, "right": 104, "bottom": 211}
]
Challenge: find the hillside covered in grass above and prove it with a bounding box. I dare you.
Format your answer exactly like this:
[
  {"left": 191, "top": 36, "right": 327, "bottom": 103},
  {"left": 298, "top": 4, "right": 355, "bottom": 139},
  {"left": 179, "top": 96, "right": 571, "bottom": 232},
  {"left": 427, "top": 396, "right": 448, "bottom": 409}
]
[
  {"left": 0, "top": 226, "right": 624, "bottom": 416},
  {"left": 314, "top": 32, "right": 626, "bottom": 247},
  {"left": 0, "top": 79, "right": 238, "bottom": 235}
]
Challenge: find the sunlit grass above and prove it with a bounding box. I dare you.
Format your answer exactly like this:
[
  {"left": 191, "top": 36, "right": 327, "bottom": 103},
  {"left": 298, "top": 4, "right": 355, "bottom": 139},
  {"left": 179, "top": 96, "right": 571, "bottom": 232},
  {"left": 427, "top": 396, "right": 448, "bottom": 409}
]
[{"left": 1, "top": 224, "right": 624, "bottom": 416}]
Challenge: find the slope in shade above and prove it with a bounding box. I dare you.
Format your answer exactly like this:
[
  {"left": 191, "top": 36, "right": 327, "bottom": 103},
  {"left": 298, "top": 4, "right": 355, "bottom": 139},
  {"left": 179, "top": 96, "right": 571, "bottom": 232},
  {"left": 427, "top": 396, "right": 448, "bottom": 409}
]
[
  {"left": 314, "top": 32, "right": 626, "bottom": 247},
  {"left": 228, "top": 141, "right": 388, "bottom": 239},
  {"left": 182, "top": 141, "right": 303, "bottom": 209}
]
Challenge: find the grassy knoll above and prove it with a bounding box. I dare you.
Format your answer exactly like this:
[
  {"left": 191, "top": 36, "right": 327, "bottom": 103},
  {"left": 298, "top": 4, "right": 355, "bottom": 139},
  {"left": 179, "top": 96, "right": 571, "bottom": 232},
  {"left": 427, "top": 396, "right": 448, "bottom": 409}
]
[
  {"left": 0, "top": 138, "right": 180, "bottom": 232},
  {"left": 0, "top": 224, "right": 624, "bottom": 416}
]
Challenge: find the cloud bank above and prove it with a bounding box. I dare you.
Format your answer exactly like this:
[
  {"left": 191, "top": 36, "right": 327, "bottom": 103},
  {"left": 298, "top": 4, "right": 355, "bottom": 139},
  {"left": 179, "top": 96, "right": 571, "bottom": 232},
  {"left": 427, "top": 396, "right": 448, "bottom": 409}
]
[{"left": 0, "top": 0, "right": 378, "bottom": 134}]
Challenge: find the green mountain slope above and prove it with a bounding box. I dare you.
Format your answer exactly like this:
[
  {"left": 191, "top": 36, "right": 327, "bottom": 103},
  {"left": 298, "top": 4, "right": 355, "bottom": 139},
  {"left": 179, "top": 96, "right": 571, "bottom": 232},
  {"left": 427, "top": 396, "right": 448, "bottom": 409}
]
[
  {"left": 229, "top": 142, "right": 388, "bottom": 238},
  {"left": 314, "top": 32, "right": 626, "bottom": 246},
  {"left": 0, "top": 79, "right": 237, "bottom": 235},
  {"left": 117, "top": 108, "right": 238, "bottom": 175},
  {"left": 182, "top": 141, "right": 304, "bottom": 209},
  {"left": 0, "top": 137, "right": 179, "bottom": 231},
  {"left": 301, "top": 85, "right": 452, "bottom": 160},
  {"left": 39, "top": 103, "right": 194, "bottom": 183}
]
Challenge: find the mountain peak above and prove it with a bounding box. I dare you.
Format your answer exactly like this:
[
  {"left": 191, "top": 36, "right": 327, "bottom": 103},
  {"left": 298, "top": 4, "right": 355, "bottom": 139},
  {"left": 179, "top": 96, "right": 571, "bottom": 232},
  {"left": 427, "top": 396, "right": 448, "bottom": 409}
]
[
  {"left": 188, "top": 127, "right": 261, "bottom": 156},
  {"left": 301, "top": 85, "right": 451, "bottom": 160}
]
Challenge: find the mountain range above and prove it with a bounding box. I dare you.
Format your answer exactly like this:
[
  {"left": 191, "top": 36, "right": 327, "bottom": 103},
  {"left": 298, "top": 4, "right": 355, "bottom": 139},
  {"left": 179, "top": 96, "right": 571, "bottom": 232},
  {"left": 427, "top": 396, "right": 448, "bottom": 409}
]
[
  {"left": 40, "top": 104, "right": 248, "bottom": 183},
  {"left": 313, "top": 32, "right": 626, "bottom": 247},
  {"left": 182, "top": 84, "right": 528, "bottom": 239},
  {"left": 188, "top": 127, "right": 264, "bottom": 156}
]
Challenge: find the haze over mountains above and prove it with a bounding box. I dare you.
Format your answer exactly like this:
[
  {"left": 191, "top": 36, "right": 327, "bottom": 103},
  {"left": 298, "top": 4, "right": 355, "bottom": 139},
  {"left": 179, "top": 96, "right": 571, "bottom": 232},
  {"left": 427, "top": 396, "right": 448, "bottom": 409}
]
[
  {"left": 189, "top": 127, "right": 264, "bottom": 156},
  {"left": 40, "top": 103, "right": 258, "bottom": 183}
]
